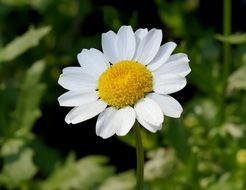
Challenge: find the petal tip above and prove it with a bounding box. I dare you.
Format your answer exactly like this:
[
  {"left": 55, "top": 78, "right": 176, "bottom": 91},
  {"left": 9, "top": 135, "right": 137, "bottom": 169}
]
[{"left": 65, "top": 118, "right": 71, "bottom": 124}]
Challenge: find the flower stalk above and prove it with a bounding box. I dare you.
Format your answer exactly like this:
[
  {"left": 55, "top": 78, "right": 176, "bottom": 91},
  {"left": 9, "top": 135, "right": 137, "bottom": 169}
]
[
  {"left": 134, "top": 122, "right": 144, "bottom": 190},
  {"left": 219, "top": 0, "right": 231, "bottom": 123}
]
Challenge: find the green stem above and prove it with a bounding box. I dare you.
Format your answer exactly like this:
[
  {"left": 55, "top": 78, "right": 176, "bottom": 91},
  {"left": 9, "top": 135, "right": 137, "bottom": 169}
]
[
  {"left": 133, "top": 122, "right": 144, "bottom": 190},
  {"left": 219, "top": 0, "right": 231, "bottom": 123}
]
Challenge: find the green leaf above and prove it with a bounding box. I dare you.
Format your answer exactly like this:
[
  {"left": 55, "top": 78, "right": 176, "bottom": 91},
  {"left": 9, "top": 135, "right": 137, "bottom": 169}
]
[
  {"left": 31, "top": 139, "right": 62, "bottom": 176},
  {"left": 215, "top": 33, "right": 246, "bottom": 44},
  {"left": 155, "top": 0, "right": 184, "bottom": 37},
  {"left": 188, "top": 35, "right": 220, "bottom": 95},
  {"left": 99, "top": 171, "right": 135, "bottom": 190},
  {"left": 0, "top": 148, "right": 37, "bottom": 188},
  {"left": 0, "top": 86, "right": 17, "bottom": 137},
  {"left": 165, "top": 119, "right": 191, "bottom": 162},
  {"left": 143, "top": 148, "right": 190, "bottom": 189},
  {"left": 40, "top": 154, "right": 114, "bottom": 190},
  {"left": 145, "top": 149, "right": 179, "bottom": 181},
  {"left": 206, "top": 173, "right": 243, "bottom": 190},
  {"left": 228, "top": 65, "right": 246, "bottom": 91},
  {"left": 9, "top": 60, "right": 46, "bottom": 136},
  {"left": 0, "top": 138, "right": 26, "bottom": 156},
  {"left": 129, "top": 12, "right": 138, "bottom": 28},
  {"left": 0, "top": 0, "right": 49, "bottom": 10},
  {"left": 0, "top": 26, "right": 51, "bottom": 62}
]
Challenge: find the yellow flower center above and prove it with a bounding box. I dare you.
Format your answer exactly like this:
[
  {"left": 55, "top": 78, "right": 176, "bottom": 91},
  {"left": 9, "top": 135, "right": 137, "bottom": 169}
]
[{"left": 98, "top": 60, "right": 153, "bottom": 108}]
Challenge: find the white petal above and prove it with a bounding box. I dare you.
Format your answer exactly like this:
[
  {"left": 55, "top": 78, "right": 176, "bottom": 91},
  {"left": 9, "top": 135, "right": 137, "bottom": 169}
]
[
  {"left": 153, "top": 53, "right": 190, "bottom": 77},
  {"left": 134, "top": 29, "right": 162, "bottom": 65},
  {"left": 96, "top": 107, "right": 118, "bottom": 139},
  {"left": 134, "top": 28, "right": 148, "bottom": 63},
  {"left": 135, "top": 28, "right": 148, "bottom": 41},
  {"left": 96, "top": 106, "right": 136, "bottom": 138},
  {"left": 77, "top": 48, "right": 109, "bottom": 77},
  {"left": 136, "top": 116, "right": 163, "bottom": 133},
  {"left": 134, "top": 97, "right": 164, "bottom": 132},
  {"left": 62, "top": 67, "right": 84, "bottom": 74},
  {"left": 148, "top": 93, "right": 183, "bottom": 118},
  {"left": 58, "top": 91, "right": 98, "bottom": 107},
  {"left": 65, "top": 99, "right": 107, "bottom": 124},
  {"left": 167, "top": 53, "right": 189, "bottom": 63},
  {"left": 58, "top": 71, "right": 97, "bottom": 91},
  {"left": 153, "top": 75, "right": 187, "bottom": 94},
  {"left": 116, "top": 26, "right": 136, "bottom": 61},
  {"left": 102, "top": 30, "right": 118, "bottom": 64},
  {"left": 115, "top": 106, "right": 136, "bottom": 136},
  {"left": 147, "top": 42, "right": 177, "bottom": 71},
  {"left": 153, "top": 61, "right": 191, "bottom": 77}
]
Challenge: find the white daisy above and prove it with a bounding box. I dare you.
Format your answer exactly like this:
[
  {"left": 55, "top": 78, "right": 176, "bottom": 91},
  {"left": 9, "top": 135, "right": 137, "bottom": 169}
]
[{"left": 58, "top": 25, "right": 190, "bottom": 139}]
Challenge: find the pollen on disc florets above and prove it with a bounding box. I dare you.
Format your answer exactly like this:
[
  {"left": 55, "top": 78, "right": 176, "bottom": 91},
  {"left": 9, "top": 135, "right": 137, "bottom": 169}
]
[{"left": 98, "top": 60, "right": 153, "bottom": 108}]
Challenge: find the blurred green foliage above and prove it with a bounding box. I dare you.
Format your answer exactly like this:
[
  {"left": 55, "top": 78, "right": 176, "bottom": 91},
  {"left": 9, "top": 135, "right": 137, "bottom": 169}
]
[
  {"left": 0, "top": 27, "right": 51, "bottom": 62},
  {"left": 39, "top": 154, "right": 114, "bottom": 190},
  {"left": 0, "top": 0, "right": 246, "bottom": 189}
]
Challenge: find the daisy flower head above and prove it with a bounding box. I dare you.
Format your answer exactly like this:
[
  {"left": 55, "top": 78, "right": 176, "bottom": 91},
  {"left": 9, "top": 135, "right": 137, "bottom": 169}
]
[{"left": 58, "top": 26, "right": 190, "bottom": 139}]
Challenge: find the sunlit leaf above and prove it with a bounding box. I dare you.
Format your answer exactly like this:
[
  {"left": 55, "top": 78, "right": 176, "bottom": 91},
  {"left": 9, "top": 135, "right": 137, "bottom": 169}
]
[
  {"left": 219, "top": 123, "right": 244, "bottom": 139},
  {"left": 143, "top": 148, "right": 192, "bottom": 189},
  {"left": 99, "top": 171, "right": 135, "bottom": 190},
  {"left": 228, "top": 65, "right": 246, "bottom": 91},
  {"left": 0, "top": 138, "right": 25, "bottom": 156},
  {"left": 0, "top": 148, "right": 37, "bottom": 188},
  {"left": 40, "top": 154, "right": 114, "bottom": 190},
  {"left": 0, "top": 0, "right": 49, "bottom": 11},
  {"left": 215, "top": 33, "right": 246, "bottom": 44},
  {"left": 145, "top": 148, "right": 179, "bottom": 181},
  {"left": 206, "top": 173, "right": 243, "bottom": 190},
  {"left": 0, "top": 26, "right": 51, "bottom": 62},
  {"left": 9, "top": 60, "right": 46, "bottom": 136}
]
